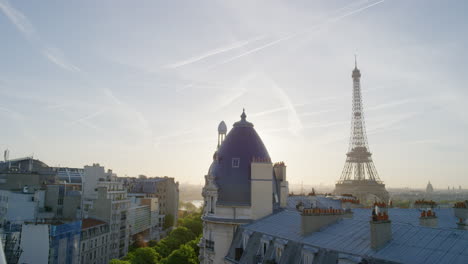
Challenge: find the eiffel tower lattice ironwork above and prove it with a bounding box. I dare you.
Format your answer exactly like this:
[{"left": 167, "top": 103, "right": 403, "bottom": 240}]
[{"left": 335, "top": 57, "right": 389, "bottom": 203}]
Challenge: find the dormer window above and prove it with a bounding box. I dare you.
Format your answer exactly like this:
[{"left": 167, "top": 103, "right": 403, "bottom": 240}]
[
  {"left": 232, "top": 158, "right": 240, "bottom": 168},
  {"left": 276, "top": 247, "right": 283, "bottom": 262},
  {"left": 302, "top": 246, "right": 318, "bottom": 264}
]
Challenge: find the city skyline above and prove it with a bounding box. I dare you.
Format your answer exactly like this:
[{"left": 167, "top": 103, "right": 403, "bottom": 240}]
[{"left": 1, "top": 0, "right": 467, "bottom": 188}]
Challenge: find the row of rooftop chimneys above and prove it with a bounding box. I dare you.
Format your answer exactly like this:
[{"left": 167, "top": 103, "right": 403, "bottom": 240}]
[{"left": 298, "top": 199, "right": 468, "bottom": 251}]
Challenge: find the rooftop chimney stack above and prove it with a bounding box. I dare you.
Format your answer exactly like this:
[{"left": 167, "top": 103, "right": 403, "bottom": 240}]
[
  {"left": 419, "top": 209, "right": 438, "bottom": 228},
  {"left": 370, "top": 203, "right": 392, "bottom": 250},
  {"left": 274, "top": 162, "right": 289, "bottom": 208},
  {"left": 300, "top": 206, "right": 345, "bottom": 235},
  {"left": 454, "top": 201, "right": 468, "bottom": 230}
]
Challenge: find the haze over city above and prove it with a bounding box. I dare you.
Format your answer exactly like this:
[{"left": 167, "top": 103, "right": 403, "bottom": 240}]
[{"left": 1, "top": 0, "right": 467, "bottom": 188}]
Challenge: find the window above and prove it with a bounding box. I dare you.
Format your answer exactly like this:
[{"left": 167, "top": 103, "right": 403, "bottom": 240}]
[
  {"left": 302, "top": 254, "right": 313, "bottom": 264},
  {"left": 242, "top": 234, "right": 249, "bottom": 250},
  {"left": 209, "top": 196, "right": 214, "bottom": 214},
  {"left": 276, "top": 247, "right": 283, "bottom": 262},
  {"left": 301, "top": 246, "right": 317, "bottom": 264},
  {"left": 232, "top": 158, "right": 240, "bottom": 168},
  {"left": 205, "top": 239, "right": 215, "bottom": 251}
]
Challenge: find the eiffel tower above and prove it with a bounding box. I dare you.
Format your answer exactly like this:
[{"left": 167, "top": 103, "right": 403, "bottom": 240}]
[{"left": 334, "top": 57, "right": 389, "bottom": 203}]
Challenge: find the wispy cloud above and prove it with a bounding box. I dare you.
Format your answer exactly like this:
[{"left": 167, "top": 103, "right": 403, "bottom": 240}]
[
  {"left": 0, "top": 105, "right": 24, "bottom": 120},
  {"left": 212, "top": 74, "right": 255, "bottom": 111},
  {"left": 0, "top": 0, "right": 81, "bottom": 73},
  {"left": 43, "top": 48, "right": 81, "bottom": 73},
  {"left": 367, "top": 111, "right": 422, "bottom": 135},
  {"left": 300, "top": 109, "right": 339, "bottom": 117},
  {"left": 250, "top": 103, "right": 308, "bottom": 118},
  {"left": 165, "top": 35, "right": 265, "bottom": 69},
  {"left": 305, "top": 120, "right": 348, "bottom": 129},
  {"left": 153, "top": 128, "right": 200, "bottom": 149},
  {"left": 102, "top": 88, "right": 152, "bottom": 138},
  {"left": 267, "top": 77, "right": 303, "bottom": 136},
  {"left": 67, "top": 109, "right": 106, "bottom": 126},
  {"left": 205, "top": 0, "right": 385, "bottom": 69},
  {"left": 406, "top": 139, "right": 440, "bottom": 145},
  {"left": 367, "top": 98, "right": 418, "bottom": 111}
]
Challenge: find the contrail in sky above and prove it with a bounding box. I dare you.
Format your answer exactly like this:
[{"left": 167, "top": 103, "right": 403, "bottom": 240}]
[
  {"left": 0, "top": 0, "right": 81, "bottom": 73},
  {"left": 326, "top": 0, "right": 385, "bottom": 23},
  {"left": 206, "top": 0, "right": 385, "bottom": 69},
  {"left": 164, "top": 35, "right": 265, "bottom": 69},
  {"left": 67, "top": 109, "right": 106, "bottom": 126},
  {"left": 250, "top": 103, "right": 308, "bottom": 118}
]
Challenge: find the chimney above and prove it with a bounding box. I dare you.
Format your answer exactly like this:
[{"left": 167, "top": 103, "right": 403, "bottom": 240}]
[
  {"left": 274, "top": 162, "right": 289, "bottom": 208},
  {"left": 419, "top": 209, "right": 438, "bottom": 228},
  {"left": 454, "top": 201, "right": 468, "bottom": 230},
  {"left": 340, "top": 195, "right": 361, "bottom": 210},
  {"left": 370, "top": 203, "right": 392, "bottom": 250},
  {"left": 301, "top": 207, "right": 344, "bottom": 235}
]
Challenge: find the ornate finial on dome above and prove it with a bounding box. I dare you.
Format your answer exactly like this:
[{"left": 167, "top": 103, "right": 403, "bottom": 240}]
[
  {"left": 234, "top": 108, "right": 253, "bottom": 127},
  {"left": 241, "top": 108, "right": 246, "bottom": 120}
]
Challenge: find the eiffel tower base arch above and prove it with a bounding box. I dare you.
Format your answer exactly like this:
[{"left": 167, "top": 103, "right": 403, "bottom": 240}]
[{"left": 335, "top": 181, "right": 389, "bottom": 204}]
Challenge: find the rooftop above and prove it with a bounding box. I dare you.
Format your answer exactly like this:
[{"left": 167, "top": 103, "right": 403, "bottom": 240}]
[
  {"left": 237, "top": 200, "right": 467, "bottom": 264},
  {"left": 82, "top": 218, "right": 107, "bottom": 229}
]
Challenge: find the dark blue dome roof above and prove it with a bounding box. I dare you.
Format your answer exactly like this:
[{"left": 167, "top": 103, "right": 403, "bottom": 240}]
[{"left": 211, "top": 111, "right": 271, "bottom": 206}]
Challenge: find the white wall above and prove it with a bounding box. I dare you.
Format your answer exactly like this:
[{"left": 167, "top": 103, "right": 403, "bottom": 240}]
[
  {"left": 251, "top": 162, "right": 273, "bottom": 220},
  {"left": 0, "top": 191, "right": 37, "bottom": 224},
  {"left": 0, "top": 237, "right": 6, "bottom": 264},
  {"left": 19, "top": 224, "right": 50, "bottom": 264},
  {"left": 83, "top": 164, "right": 105, "bottom": 200}
]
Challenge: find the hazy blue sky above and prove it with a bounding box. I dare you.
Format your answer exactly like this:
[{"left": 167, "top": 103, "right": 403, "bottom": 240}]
[{"left": 1, "top": 0, "right": 467, "bottom": 188}]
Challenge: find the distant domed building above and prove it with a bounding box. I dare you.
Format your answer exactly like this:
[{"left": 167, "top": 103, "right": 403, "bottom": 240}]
[
  {"left": 199, "top": 110, "right": 289, "bottom": 264},
  {"left": 426, "top": 181, "right": 434, "bottom": 193}
]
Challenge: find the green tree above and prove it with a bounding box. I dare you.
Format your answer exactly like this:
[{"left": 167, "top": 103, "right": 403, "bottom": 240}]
[
  {"left": 109, "top": 260, "right": 131, "bottom": 264},
  {"left": 164, "top": 227, "right": 196, "bottom": 252},
  {"left": 131, "top": 247, "right": 161, "bottom": 264},
  {"left": 178, "top": 213, "right": 202, "bottom": 236},
  {"left": 153, "top": 240, "right": 172, "bottom": 259},
  {"left": 162, "top": 244, "right": 198, "bottom": 264},
  {"left": 186, "top": 236, "right": 201, "bottom": 254},
  {"left": 163, "top": 214, "right": 174, "bottom": 230},
  {"left": 148, "top": 240, "right": 158, "bottom": 247}
]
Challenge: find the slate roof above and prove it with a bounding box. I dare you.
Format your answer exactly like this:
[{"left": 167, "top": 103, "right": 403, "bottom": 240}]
[
  {"left": 230, "top": 198, "right": 468, "bottom": 264},
  {"left": 287, "top": 195, "right": 342, "bottom": 210}
]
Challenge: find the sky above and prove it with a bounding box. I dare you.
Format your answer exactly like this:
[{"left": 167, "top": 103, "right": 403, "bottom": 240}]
[{"left": 0, "top": 0, "right": 467, "bottom": 189}]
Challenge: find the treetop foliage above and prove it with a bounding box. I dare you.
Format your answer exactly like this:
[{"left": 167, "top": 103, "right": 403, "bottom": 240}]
[{"left": 112, "top": 211, "right": 202, "bottom": 264}]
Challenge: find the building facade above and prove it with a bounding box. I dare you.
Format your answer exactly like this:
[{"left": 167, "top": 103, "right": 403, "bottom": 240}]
[
  {"left": 80, "top": 218, "right": 111, "bottom": 264},
  {"left": 45, "top": 184, "right": 81, "bottom": 220},
  {"left": 0, "top": 157, "right": 57, "bottom": 191},
  {"left": 88, "top": 181, "right": 130, "bottom": 259},
  {"left": 129, "top": 177, "right": 179, "bottom": 229}
]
